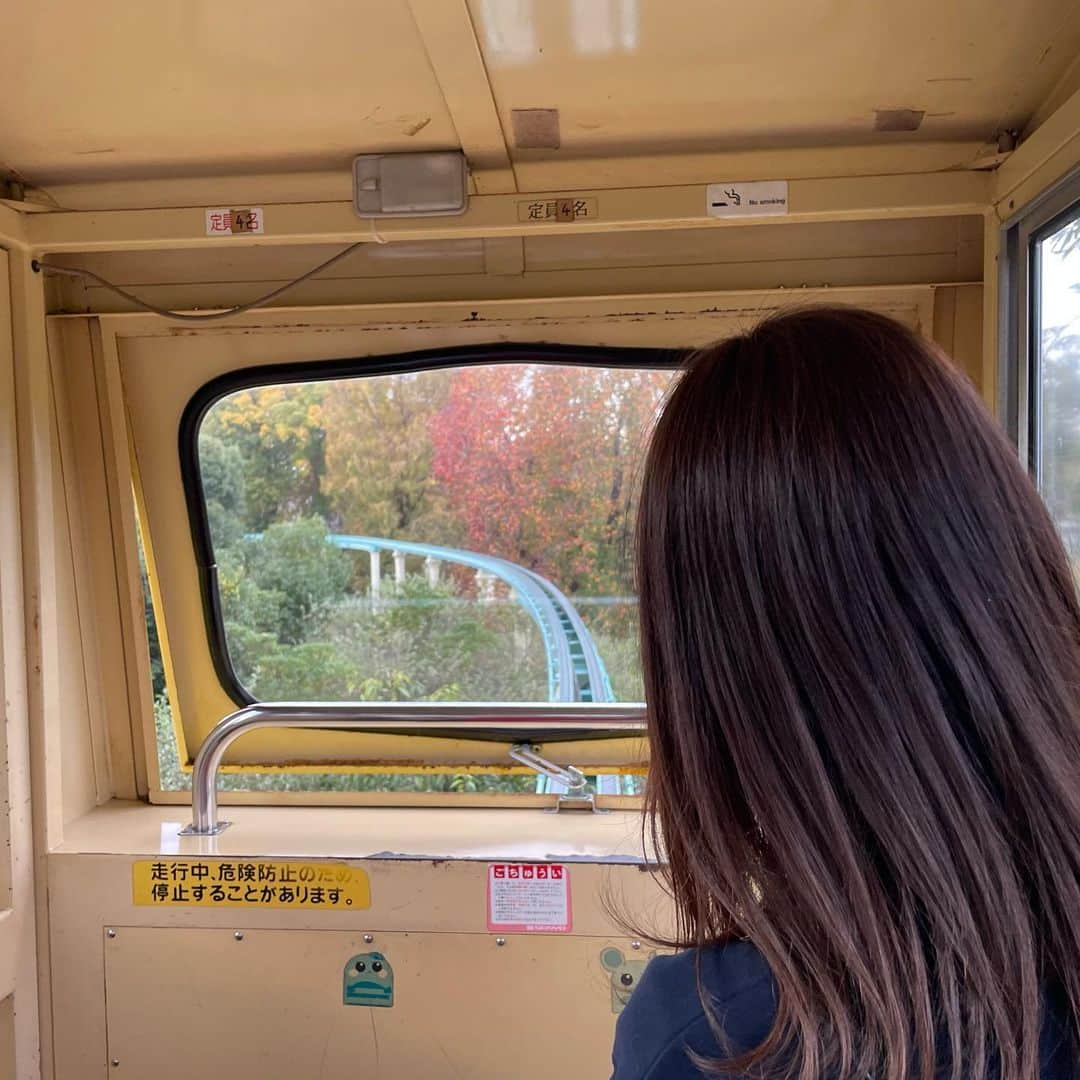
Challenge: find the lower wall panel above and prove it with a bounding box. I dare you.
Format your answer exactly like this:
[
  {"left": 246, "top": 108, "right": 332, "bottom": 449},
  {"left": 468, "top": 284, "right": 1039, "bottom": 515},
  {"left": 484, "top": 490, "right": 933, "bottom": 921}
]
[
  {"left": 105, "top": 927, "right": 640, "bottom": 1077},
  {"left": 49, "top": 854, "right": 670, "bottom": 1079}
]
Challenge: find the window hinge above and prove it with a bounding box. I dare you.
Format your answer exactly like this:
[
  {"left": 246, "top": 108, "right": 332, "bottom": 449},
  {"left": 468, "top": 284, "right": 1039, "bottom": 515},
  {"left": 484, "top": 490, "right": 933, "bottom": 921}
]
[{"left": 509, "top": 743, "right": 608, "bottom": 813}]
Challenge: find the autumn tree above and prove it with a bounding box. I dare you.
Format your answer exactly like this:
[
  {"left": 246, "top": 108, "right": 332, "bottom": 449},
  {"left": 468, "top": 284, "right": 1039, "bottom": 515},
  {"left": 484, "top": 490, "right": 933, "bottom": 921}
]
[
  {"left": 321, "top": 369, "right": 461, "bottom": 544},
  {"left": 186, "top": 361, "right": 667, "bottom": 711},
  {"left": 429, "top": 363, "right": 672, "bottom": 594}
]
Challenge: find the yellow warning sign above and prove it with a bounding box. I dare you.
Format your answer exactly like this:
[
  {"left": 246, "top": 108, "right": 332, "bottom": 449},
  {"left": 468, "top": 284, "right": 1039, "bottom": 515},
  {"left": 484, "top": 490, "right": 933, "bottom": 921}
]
[{"left": 132, "top": 859, "right": 371, "bottom": 909}]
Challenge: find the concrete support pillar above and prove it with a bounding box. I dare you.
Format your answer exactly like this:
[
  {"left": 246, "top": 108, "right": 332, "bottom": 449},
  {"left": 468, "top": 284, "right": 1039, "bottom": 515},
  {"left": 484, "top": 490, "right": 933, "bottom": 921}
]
[
  {"left": 424, "top": 556, "right": 441, "bottom": 588},
  {"left": 392, "top": 549, "right": 407, "bottom": 587},
  {"left": 476, "top": 569, "right": 496, "bottom": 604},
  {"left": 369, "top": 550, "right": 381, "bottom": 608}
]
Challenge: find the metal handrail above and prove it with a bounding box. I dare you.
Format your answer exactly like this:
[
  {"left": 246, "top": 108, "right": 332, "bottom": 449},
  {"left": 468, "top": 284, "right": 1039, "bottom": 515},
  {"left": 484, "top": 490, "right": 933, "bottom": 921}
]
[{"left": 182, "top": 703, "right": 647, "bottom": 835}]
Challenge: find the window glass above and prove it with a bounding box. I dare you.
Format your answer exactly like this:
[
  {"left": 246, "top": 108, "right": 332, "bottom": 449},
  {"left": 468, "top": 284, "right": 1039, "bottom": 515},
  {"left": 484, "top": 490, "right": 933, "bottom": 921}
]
[
  {"left": 1036, "top": 208, "right": 1080, "bottom": 561},
  {"left": 142, "top": 527, "right": 642, "bottom": 794},
  {"left": 196, "top": 361, "right": 675, "bottom": 706}
]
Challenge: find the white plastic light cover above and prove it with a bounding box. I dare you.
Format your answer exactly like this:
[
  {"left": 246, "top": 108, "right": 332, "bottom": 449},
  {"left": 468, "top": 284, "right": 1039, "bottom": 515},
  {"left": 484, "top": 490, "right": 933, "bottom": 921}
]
[{"left": 353, "top": 152, "right": 468, "bottom": 217}]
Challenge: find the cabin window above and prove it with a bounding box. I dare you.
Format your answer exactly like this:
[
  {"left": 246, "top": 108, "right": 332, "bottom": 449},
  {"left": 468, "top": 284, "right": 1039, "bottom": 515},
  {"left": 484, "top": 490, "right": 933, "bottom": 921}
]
[
  {"left": 187, "top": 355, "right": 676, "bottom": 711},
  {"left": 1032, "top": 200, "right": 1080, "bottom": 553}
]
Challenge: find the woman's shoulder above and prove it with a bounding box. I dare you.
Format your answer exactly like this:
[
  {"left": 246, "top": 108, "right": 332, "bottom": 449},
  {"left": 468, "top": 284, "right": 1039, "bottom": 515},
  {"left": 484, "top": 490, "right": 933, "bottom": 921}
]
[{"left": 611, "top": 939, "right": 777, "bottom": 1080}]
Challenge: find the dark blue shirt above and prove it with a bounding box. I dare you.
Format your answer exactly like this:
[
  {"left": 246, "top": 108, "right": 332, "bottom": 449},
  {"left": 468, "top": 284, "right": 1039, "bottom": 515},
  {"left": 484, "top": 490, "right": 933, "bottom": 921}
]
[{"left": 611, "top": 941, "right": 1074, "bottom": 1079}]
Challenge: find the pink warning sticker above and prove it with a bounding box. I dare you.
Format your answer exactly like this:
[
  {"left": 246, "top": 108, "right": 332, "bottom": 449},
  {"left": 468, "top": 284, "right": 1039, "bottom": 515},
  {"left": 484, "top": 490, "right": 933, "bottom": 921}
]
[{"left": 487, "top": 863, "right": 572, "bottom": 934}]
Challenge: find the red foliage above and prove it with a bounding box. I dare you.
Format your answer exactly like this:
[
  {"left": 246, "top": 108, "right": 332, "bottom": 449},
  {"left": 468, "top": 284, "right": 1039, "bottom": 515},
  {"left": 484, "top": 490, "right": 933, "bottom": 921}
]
[{"left": 429, "top": 364, "right": 672, "bottom": 593}]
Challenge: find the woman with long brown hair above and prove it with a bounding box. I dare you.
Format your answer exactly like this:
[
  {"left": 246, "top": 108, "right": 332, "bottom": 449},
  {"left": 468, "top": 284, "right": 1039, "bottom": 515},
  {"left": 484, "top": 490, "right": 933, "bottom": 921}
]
[{"left": 613, "top": 308, "right": 1080, "bottom": 1079}]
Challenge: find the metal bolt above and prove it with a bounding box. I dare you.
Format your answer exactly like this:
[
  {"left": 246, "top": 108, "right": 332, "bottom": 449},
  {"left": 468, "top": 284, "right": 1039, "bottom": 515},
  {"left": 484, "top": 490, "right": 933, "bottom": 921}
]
[
  {"left": 106, "top": 929, "right": 117, "bottom": 939},
  {"left": 363, "top": 933, "right": 374, "bottom": 944},
  {"left": 630, "top": 940, "right": 641, "bottom": 951},
  {"left": 495, "top": 937, "right": 507, "bottom": 947},
  {"left": 111, "top": 1059, "right": 120, "bottom": 1068},
  {"left": 621, "top": 973, "right": 634, "bottom": 986},
  {"left": 234, "top": 931, "right": 244, "bottom": 941}
]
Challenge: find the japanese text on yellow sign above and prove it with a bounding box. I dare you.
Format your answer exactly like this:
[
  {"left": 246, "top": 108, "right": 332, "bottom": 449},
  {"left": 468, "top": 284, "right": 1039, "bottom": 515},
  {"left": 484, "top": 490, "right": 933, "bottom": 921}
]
[{"left": 132, "top": 859, "right": 371, "bottom": 909}]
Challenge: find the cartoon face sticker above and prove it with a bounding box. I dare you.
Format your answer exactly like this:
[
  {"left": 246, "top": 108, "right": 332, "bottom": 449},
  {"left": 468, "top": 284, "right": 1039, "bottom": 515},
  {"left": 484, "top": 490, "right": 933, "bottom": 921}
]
[
  {"left": 343, "top": 952, "right": 394, "bottom": 1007},
  {"left": 600, "top": 946, "right": 654, "bottom": 1014}
]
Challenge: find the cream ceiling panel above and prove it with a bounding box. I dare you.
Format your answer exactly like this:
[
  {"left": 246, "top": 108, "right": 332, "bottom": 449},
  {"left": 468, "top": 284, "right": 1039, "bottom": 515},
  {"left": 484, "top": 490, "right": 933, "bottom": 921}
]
[
  {"left": 470, "top": 0, "right": 1080, "bottom": 155},
  {"left": 0, "top": 0, "right": 459, "bottom": 184}
]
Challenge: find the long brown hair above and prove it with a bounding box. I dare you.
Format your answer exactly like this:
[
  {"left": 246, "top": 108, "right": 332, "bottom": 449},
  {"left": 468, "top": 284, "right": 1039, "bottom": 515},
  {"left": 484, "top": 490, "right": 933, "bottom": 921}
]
[{"left": 635, "top": 307, "right": 1080, "bottom": 1079}]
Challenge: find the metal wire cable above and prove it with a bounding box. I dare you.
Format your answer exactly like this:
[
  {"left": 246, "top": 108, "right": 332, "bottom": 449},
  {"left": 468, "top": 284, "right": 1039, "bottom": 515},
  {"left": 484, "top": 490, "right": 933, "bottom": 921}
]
[{"left": 32, "top": 240, "right": 368, "bottom": 323}]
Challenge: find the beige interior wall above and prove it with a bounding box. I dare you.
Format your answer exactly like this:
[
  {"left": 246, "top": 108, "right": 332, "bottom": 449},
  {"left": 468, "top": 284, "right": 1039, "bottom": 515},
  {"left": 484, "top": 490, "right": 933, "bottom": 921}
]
[
  {"left": 109, "top": 286, "right": 934, "bottom": 787},
  {"left": 7, "top": 314, "right": 149, "bottom": 829},
  {"left": 48, "top": 844, "right": 670, "bottom": 1079},
  {"left": 47, "top": 322, "right": 147, "bottom": 802},
  {"left": 0, "top": 995, "right": 15, "bottom": 1080},
  {"left": 40, "top": 323, "right": 109, "bottom": 826},
  {"left": 2, "top": 249, "right": 42, "bottom": 1080},
  {"left": 0, "top": 249, "right": 14, "bottom": 941},
  {"left": 45, "top": 214, "right": 983, "bottom": 315},
  {"left": 932, "top": 284, "right": 985, "bottom": 387}
]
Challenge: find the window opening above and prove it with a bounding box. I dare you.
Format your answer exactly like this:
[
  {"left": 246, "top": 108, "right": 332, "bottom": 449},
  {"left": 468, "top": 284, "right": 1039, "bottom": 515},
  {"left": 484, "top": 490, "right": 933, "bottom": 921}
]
[
  {"left": 144, "top": 561, "right": 643, "bottom": 795},
  {"left": 186, "top": 352, "right": 676, "bottom": 710},
  {"left": 1032, "top": 203, "right": 1080, "bottom": 563},
  {"left": 151, "top": 345, "right": 675, "bottom": 795}
]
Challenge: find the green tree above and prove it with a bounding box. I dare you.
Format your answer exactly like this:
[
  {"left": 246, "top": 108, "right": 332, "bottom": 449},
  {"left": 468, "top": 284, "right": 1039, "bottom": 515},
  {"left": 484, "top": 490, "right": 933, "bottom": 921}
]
[
  {"left": 240, "top": 516, "right": 352, "bottom": 644},
  {"left": 199, "top": 433, "right": 247, "bottom": 547},
  {"left": 201, "top": 384, "right": 329, "bottom": 531},
  {"left": 321, "top": 370, "right": 461, "bottom": 544},
  {"left": 324, "top": 576, "right": 546, "bottom": 702}
]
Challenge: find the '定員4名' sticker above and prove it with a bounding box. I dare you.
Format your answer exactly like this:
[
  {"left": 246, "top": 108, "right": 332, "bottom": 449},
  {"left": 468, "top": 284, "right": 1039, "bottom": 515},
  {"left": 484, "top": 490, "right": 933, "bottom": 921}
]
[{"left": 204, "top": 207, "right": 265, "bottom": 235}]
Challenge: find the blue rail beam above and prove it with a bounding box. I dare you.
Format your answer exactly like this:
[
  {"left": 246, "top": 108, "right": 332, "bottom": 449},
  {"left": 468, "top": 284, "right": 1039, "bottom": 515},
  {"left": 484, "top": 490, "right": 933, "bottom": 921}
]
[{"left": 326, "top": 533, "right": 614, "bottom": 705}]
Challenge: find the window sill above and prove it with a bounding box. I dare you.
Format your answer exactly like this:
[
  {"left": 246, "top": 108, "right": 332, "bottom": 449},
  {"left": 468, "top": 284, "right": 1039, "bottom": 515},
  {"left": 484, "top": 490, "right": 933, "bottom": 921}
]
[{"left": 54, "top": 799, "right": 653, "bottom": 863}]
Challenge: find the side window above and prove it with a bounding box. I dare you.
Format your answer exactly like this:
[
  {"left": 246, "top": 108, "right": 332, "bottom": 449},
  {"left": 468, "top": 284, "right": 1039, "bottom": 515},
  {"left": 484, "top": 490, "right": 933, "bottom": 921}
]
[
  {"left": 1033, "top": 205, "right": 1080, "bottom": 550},
  {"left": 190, "top": 359, "right": 676, "bottom": 710}
]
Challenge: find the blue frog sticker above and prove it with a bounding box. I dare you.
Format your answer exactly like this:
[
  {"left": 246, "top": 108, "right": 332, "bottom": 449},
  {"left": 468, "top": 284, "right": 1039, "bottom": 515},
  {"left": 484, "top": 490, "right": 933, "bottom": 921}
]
[{"left": 343, "top": 952, "right": 394, "bottom": 1007}]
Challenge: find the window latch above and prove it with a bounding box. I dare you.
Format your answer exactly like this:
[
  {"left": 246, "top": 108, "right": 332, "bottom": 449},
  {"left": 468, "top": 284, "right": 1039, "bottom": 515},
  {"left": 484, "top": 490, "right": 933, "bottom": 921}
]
[{"left": 509, "top": 743, "right": 607, "bottom": 813}]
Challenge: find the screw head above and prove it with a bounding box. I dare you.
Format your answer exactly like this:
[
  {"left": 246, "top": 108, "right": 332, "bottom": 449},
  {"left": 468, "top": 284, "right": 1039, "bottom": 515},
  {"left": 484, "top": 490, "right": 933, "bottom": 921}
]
[
  {"left": 495, "top": 937, "right": 507, "bottom": 947},
  {"left": 111, "top": 1059, "right": 120, "bottom": 1067},
  {"left": 363, "top": 933, "right": 374, "bottom": 944},
  {"left": 233, "top": 931, "right": 244, "bottom": 941},
  {"left": 106, "top": 929, "right": 117, "bottom": 939},
  {"left": 620, "top": 972, "right": 635, "bottom": 986},
  {"left": 630, "top": 940, "right": 641, "bottom": 951}
]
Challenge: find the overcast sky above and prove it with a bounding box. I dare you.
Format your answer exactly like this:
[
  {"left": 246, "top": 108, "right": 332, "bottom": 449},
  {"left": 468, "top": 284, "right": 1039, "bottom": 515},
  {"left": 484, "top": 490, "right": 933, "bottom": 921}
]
[{"left": 1042, "top": 224, "right": 1080, "bottom": 333}]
